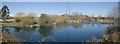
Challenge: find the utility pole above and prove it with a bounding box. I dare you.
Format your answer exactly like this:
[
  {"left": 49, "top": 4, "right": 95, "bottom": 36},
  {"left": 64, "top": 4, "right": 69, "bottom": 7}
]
[
  {"left": 65, "top": 0, "right": 70, "bottom": 42},
  {"left": 65, "top": 0, "right": 70, "bottom": 16}
]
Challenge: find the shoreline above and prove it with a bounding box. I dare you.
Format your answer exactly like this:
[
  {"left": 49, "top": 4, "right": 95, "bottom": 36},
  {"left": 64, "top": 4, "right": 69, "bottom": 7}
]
[
  {"left": 0, "top": 22, "right": 113, "bottom": 28},
  {"left": 0, "top": 22, "right": 113, "bottom": 27},
  {"left": 1, "top": 25, "right": 39, "bottom": 28},
  {"left": 0, "top": 26, "right": 2, "bottom": 28}
]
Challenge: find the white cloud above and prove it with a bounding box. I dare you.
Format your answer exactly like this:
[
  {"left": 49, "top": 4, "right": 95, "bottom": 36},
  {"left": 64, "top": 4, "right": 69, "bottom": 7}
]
[{"left": 1, "top": 0, "right": 120, "bottom": 2}]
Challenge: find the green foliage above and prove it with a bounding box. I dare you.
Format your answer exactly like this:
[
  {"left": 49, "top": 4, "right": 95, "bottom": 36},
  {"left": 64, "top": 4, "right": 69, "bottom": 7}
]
[
  {"left": 39, "top": 13, "right": 84, "bottom": 26},
  {"left": 13, "top": 12, "right": 38, "bottom": 26},
  {"left": 20, "top": 17, "right": 37, "bottom": 26},
  {"left": 40, "top": 14, "right": 47, "bottom": 18},
  {"left": 15, "top": 18, "right": 21, "bottom": 23},
  {"left": 2, "top": 15, "right": 9, "bottom": 21},
  {"left": 39, "top": 14, "right": 54, "bottom": 26},
  {"left": 54, "top": 16, "right": 68, "bottom": 24}
]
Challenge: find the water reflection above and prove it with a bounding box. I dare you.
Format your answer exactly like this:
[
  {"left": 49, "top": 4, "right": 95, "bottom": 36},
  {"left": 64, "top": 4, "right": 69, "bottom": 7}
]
[
  {"left": 2, "top": 27, "right": 10, "bottom": 33},
  {"left": 71, "top": 23, "right": 84, "bottom": 28},
  {"left": 38, "top": 26, "right": 56, "bottom": 42},
  {"left": 38, "top": 26, "right": 53, "bottom": 37},
  {"left": 14, "top": 27, "right": 21, "bottom": 32},
  {"left": 0, "top": 28, "right": 2, "bottom": 43},
  {"left": 1, "top": 23, "right": 110, "bottom": 42}
]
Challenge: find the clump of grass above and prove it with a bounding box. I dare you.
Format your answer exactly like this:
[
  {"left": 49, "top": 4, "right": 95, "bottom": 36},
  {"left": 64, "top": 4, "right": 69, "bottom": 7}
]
[
  {"left": 2, "top": 31, "right": 21, "bottom": 43},
  {"left": 102, "top": 32, "right": 119, "bottom": 42}
]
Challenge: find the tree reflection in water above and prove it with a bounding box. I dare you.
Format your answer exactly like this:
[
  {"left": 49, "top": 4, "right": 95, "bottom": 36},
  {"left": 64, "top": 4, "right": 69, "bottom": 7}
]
[
  {"left": 14, "top": 27, "right": 21, "bottom": 32},
  {"left": 72, "top": 23, "right": 84, "bottom": 28},
  {"left": 38, "top": 26, "right": 53, "bottom": 37},
  {"left": 2, "top": 27, "right": 10, "bottom": 33},
  {"left": 38, "top": 26, "right": 56, "bottom": 42},
  {"left": 12, "top": 27, "right": 37, "bottom": 42}
]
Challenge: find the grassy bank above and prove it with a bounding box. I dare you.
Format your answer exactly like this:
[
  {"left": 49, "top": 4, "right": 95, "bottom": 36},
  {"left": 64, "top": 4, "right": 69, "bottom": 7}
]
[
  {"left": 1, "top": 22, "right": 39, "bottom": 27},
  {"left": 0, "top": 23, "right": 2, "bottom": 27}
]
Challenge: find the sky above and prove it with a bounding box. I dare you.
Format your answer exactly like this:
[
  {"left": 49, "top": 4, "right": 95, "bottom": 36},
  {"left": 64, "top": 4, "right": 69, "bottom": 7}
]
[
  {"left": 0, "top": 1, "right": 2, "bottom": 8},
  {"left": 1, "top": 0, "right": 119, "bottom": 2},
  {"left": 1, "top": 2, "right": 118, "bottom": 17}
]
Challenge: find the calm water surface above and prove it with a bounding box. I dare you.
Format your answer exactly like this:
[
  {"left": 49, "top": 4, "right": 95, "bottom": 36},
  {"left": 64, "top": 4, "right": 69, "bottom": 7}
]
[{"left": 2, "top": 23, "right": 109, "bottom": 42}]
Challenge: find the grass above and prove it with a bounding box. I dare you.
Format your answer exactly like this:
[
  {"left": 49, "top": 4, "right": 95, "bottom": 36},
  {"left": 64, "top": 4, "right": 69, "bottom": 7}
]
[
  {"left": 0, "top": 23, "right": 2, "bottom": 26},
  {"left": 1, "top": 22, "right": 39, "bottom": 27},
  {"left": 2, "top": 22, "right": 20, "bottom": 26}
]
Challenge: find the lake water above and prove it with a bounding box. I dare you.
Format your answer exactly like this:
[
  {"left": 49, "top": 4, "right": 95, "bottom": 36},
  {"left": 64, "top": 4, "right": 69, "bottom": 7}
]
[{"left": 1, "top": 23, "right": 110, "bottom": 42}]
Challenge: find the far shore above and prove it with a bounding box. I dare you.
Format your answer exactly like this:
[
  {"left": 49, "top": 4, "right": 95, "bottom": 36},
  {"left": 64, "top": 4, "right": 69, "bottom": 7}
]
[
  {"left": 0, "top": 21, "right": 114, "bottom": 28},
  {"left": 1, "top": 25, "right": 39, "bottom": 28}
]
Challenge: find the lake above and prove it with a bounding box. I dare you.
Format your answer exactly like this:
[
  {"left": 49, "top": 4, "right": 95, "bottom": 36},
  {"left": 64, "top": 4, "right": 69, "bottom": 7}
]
[{"left": 1, "top": 23, "right": 110, "bottom": 42}]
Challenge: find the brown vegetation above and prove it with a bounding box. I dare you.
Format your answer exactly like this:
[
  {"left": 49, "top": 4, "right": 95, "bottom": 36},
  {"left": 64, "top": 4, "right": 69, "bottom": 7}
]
[{"left": 2, "top": 31, "right": 21, "bottom": 43}]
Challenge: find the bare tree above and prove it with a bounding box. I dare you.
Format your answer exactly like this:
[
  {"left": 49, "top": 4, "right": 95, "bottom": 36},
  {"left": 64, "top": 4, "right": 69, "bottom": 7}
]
[
  {"left": 107, "top": 7, "right": 118, "bottom": 19},
  {"left": 27, "top": 13, "right": 36, "bottom": 17},
  {"left": 14, "top": 12, "right": 26, "bottom": 17}
]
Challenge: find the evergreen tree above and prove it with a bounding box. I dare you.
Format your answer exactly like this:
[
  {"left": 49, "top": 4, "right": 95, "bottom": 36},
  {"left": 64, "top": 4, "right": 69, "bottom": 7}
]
[{"left": 1, "top": 5, "right": 10, "bottom": 21}]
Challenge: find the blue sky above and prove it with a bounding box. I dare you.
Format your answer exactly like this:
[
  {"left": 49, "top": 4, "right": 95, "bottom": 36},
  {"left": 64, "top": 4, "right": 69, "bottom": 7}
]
[
  {"left": 2, "top": 2, "right": 118, "bottom": 17},
  {"left": 1, "top": 0, "right": 119, "bottom": 2},
  {"left": 0, "top": 3, "right": 1, "bottom": 7}
]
